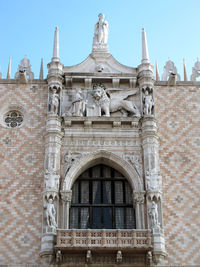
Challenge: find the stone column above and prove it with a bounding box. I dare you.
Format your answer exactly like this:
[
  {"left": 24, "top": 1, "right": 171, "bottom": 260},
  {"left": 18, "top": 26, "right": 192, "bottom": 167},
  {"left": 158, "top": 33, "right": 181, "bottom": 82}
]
[
  {"left": 60, "top": 190, "right": 72, "bottom": 229},
  {"left": 40, "top": 53, "right": 63, "bottom": 263},
  {"left": 40, "top": 114, "right": 63, "bottom": 262},
  {"left": 138, "top": 58, "right": 166, "bottom": 263},
  {"left": 133, "top": 191, "right": 145, "bottom": 229}
]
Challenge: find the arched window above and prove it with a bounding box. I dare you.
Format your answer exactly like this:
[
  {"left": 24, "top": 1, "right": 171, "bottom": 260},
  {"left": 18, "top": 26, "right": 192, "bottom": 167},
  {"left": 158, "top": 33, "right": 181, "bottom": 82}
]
[{"left": 70, "top": 164, "right": 136, "bottom": 229}]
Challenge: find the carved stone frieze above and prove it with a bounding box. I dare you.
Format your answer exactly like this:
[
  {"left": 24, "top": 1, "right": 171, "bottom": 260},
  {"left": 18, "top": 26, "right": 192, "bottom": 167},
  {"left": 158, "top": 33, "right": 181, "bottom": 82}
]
[
  {"left": 63, "top": 138, "right": 140, "bottom": 148},
  {"left": 61, "top": 85, "right": 141, "bottom": 118}
]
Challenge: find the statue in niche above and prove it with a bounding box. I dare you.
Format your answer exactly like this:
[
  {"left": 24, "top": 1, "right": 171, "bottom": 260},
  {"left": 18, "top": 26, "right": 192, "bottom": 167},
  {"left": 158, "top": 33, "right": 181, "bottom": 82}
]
[
  {"left": 44, "top": 167, "right": 59, "bottom": 190},
  {"left": 145, "top": 169, "right": 162, "bottom": 191},
  {"left": 142, "top": 87, "right": 154, "bottom": 115},
  {"left": 149, "top": 201, "right": 160, "bottom": 229},
  {"left": 92, "top": 85, "right": 140, "bottom": 117},
  {"left": 66, "top": 89, "right": 85, "bottom": 116},
  {"left": 46, "top": 198, "right": 57, "bottom": 230},
  {"left": 49, "top": 87, "right": 59, "bottom": 115},
  {"left": 94, "top": 13, "right": 108, "bottom": 44}
]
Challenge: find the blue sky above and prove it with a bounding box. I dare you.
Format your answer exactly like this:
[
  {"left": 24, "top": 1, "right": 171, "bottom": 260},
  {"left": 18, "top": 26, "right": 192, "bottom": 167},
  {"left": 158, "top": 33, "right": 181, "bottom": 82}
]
[{"left": 1, "top": 0, "right": 200, "bottom": 80}]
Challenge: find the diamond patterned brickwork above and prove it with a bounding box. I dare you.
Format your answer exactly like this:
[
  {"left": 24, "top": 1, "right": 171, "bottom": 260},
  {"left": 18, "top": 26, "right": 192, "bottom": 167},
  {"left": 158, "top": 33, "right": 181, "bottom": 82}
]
[
  {"left": 0, "top": 82, "right": 47, "bottom": 264},
  {"left": 155, "top": 86, "right": 200, "bottom": 265}
]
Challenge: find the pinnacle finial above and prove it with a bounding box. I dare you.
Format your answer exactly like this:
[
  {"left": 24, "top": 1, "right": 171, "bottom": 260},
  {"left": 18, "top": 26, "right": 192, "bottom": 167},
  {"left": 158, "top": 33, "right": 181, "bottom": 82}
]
[
  {"left": 155, "top": 61, "right": 160, "bottom": 81},
  {"left": 52, "top": 26, "right": 59, "bottom": 62},
  {"left": 39, "top": 58, "right": 43, "bottom": 79},
  {"left": 142, "top": 28, "right": 150, "bottom": 64},
  {"left": 183, "top": 58, "right": 187, "bottom": 81},
  {"left": 7, "top": 57, "right": 11, "bottom": 79}
]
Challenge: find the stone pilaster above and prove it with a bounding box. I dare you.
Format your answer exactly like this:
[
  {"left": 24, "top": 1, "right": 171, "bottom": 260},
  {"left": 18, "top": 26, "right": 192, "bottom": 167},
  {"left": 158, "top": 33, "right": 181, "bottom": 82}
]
[
  {"left": 40, "top": 46, "right": 63, "bottom": 261},
  {"left": 141, "top": 117, "right": 166, "bottom": 263},
  {"left": 133, "top": 191, "right": 145, "bottom": 229},
  {"left": 60, "top": 190, "right": 72, "bottom": 229}
]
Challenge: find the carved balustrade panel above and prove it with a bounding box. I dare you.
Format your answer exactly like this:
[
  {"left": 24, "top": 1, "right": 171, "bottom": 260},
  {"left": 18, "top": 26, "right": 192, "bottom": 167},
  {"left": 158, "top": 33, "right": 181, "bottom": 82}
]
[{"left": 56, "top": 229, "right": 152, "bottom": 250}]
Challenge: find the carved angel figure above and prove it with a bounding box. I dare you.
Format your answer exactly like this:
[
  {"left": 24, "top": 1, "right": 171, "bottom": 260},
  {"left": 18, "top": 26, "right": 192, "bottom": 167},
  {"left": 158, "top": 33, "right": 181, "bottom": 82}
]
[{"left": 93, "top": 86, "right": 140, "bottom": 117}]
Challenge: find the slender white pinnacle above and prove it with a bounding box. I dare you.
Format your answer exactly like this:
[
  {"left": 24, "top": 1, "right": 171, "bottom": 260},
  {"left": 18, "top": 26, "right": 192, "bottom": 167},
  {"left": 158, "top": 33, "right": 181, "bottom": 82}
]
[
  {"left": 52, "top": 26, "right": 59, "bottom": 62},
  {"left": 39, "top": 58, "right": 43, "bottom": 79},
  {"left": 156, "top": 61, "right": 160, "bottom": 81},
  {"left": 183, "top": 59, "right": 187, "bottom": 81},
  {"left": 7, "top": 57, "right": 11, "bottom": 79},
  {"left": 142, "top": 28, "right": 150, "bottom": 64}
]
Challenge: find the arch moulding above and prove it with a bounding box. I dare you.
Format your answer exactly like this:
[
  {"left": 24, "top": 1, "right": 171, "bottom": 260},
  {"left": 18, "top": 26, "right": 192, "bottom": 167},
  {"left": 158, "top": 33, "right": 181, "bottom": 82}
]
[{"left": 62, "top": 149, "right": 143, "bottom": 192}]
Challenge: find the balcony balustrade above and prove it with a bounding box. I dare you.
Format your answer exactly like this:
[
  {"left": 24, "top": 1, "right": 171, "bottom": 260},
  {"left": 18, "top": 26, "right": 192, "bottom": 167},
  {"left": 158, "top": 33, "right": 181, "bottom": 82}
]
[{"left": 56, "top": 229, "right": 152, "bottom": 251}]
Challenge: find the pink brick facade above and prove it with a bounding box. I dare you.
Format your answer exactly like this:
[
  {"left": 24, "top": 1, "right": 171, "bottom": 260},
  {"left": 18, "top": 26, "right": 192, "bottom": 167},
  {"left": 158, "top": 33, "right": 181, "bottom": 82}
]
[
  {"left": 0, "top": 82, "right": 199, "bottom": 266},
  {"left": 0, "top": 82, "right": 47, "bottom": 264}
]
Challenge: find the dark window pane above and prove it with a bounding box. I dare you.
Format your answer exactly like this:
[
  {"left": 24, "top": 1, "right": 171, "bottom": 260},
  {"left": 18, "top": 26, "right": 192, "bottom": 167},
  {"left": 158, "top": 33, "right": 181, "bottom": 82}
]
[
  {"left": 115, "top": 208, "right": 124, "bottom": 229},
  {"left": 126, "top": 208, "right": 135, "bottom": 229},
  {"left": 81, "top": 181, "right": 89, "bottom": 203},
  {"left": 93, "top": 181, "right": 101, "bottom": 204},
  {"left": 125, "top": 182, "right": 132, "bottom": 204},
  {"left": 81, "top": 169, "right": 90, "bottom": 178},
  {"left": 114, "top": 170, "right": 123, "bottom": 178},
  {"left": 92, "top": 165, "right": 101, "bottom": 178},
  {"left": 115, "top": 181, "right": 123, "bottom": 204},
  {"left": 72, "top": 182, "right": 79, "bottom": 204},
  {"left": 103, "top": 207, "right": 112, "bottom": 229},
  {"left": 103, "top": 181, "right": 111, "bottom": 204},
  {"left": 93, "top": 207, "right": 102, "bottom": 229},
  {"left": 70, "top": 164, "right": 135, "bottom": 230},
  {"left": 80, "top": 208, "right": 90, "bottom": 229},
  {"left": 102, "top": 166, "right": 111, "bottom": 178},
  {"left": 70, "top": 208, "right": 79, "bottom": 228}
]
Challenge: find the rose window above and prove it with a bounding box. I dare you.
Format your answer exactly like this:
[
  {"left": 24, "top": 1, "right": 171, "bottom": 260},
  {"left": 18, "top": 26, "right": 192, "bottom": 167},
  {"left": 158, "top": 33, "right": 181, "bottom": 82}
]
[{"left": 4, "top": 111, "right": 23, "bottom": 128}]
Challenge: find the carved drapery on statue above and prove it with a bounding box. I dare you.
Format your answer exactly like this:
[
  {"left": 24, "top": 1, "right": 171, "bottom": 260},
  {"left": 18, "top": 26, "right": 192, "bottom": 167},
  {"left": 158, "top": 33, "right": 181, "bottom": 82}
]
[{"left": 93, "top": 13, "right": 109, "bottom": 51}]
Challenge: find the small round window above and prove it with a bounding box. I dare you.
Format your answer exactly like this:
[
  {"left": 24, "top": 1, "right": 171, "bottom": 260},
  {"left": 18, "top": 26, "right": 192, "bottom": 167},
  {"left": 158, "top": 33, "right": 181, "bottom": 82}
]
[{"left": 4, "top": 110, "right": 23, "bottom": 128}]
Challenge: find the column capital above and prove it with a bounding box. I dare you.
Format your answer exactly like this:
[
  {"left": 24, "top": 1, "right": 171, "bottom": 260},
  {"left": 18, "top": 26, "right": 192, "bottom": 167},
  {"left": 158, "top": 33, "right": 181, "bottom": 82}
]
[
  {"left": 60, "top": 190, "right": 72, "bottom": 203},
  {"left": 133, "top": 191, "right": 145, "bottom": 204}
]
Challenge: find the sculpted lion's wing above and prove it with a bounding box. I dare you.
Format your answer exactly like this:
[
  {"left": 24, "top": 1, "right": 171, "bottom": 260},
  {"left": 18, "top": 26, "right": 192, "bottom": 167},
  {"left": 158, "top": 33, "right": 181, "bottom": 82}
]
[{"left": 106, "top": 88, "right": 138, "bottom": 99}]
